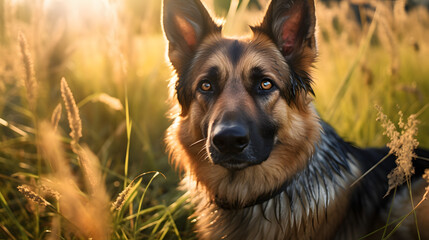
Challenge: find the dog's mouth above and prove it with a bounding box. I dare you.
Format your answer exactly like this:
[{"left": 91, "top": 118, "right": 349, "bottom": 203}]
[
  {"left": 218, "top": 159, "right": 250, "bottom": 170},
  {"left": 207, "top": 139, "right": 273, "bottom": 171},
  {"left": 211, "top": 153, "right": 267, "bottom": 170}
]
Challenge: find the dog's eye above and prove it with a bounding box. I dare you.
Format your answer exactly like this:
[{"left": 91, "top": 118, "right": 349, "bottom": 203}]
[
  {"left": 199, "top": 80, "right": 213, "bottom": 92},
  {"left": 260, "top": 78, "right": 273, "bottom": 90}
]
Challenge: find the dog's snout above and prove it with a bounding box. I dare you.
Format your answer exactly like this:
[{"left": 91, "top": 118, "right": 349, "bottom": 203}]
[{"left": 212, "top": 124, "right": 249, "bottom": 154}]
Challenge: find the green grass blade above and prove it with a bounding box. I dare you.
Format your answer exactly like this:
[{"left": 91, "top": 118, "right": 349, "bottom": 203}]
[
  {"left": 122, "top": 205, "right": 165, "bottom": 222},
  {"left": 382, "top": 187, "right": 397, "bottom": 238},
  {"left": 133, "top": 172, "right": 161, "bottom": 238},
  {"left": 0, "top": 191, "right": 31, "bottom": 239},
  {"left": 0, "top": 118, "right": 29, "bottom": 137},
  {"left": 0, "top": 224, "right": 17, "bottom": 240},
  {"left": 381, "top": 195, "right": 426, "bottom": 240},
  {"left": 351, "top": 153, "right": 391, "bottom": 188},
  {"left": 407, "top": 178, "right": 421, "bottom": 240},
  {"left": 124, "top": 88, "right": 132, "bottom": 188},
  {"left": 164, "top": 206, "right": 182, "bottom": 240}
]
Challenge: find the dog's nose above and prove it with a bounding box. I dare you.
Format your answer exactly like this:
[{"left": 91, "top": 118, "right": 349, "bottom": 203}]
[{"left": 212, "top": 124, "right": 249, "bottom": 153}]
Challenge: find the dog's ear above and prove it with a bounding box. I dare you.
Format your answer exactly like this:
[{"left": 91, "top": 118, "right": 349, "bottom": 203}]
[
  {"left": 163, "top": 0, "right": 221, "bottom": 74},
  {"left": 252, "top": 0, "right": 316, "bottom": 105},
  {"left": 253, "top": 0, "right": 316, "bottom": 59}
]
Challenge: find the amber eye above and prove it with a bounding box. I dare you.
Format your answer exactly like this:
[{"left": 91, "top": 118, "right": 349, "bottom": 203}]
[
  {"left": 199, "top": 80, "right": 213, "bottom": 92},
  {"left": 260, "top": 79, "right": 273, "bottom": 90}
]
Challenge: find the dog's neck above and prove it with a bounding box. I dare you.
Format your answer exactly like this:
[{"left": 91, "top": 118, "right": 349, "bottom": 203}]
[{"left": 214, "top": 179, "right": 291, "bottom": 209}]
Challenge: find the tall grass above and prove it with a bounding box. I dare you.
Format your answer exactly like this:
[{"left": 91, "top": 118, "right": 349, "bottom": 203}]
[{"left": 0, "top": 0, "right": 428, "bottom": 239}]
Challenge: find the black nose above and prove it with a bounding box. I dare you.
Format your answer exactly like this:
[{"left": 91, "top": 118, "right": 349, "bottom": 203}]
[{"left": 212, "top": 124, "right": 249, "bottom": 153}]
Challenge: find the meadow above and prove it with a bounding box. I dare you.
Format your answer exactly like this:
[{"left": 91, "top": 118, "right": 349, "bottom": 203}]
[{"left": 0, "top": 0, "right": 428, "bottom": 239}]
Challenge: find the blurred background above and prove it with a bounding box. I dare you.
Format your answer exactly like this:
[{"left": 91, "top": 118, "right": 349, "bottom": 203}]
[{"left": 1, "top": 0, "right": 428, "bottom": 239}]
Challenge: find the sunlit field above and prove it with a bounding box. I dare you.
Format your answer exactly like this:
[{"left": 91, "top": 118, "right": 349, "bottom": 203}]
[{"left": 0, "top": 0, "right": 428, "bottom": 239}]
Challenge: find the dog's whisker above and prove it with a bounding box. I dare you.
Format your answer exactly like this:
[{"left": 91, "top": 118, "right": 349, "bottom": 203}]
[
  {"left": 189, "top": 138, "right": 207, "bottom": 148},
  {"left": 200, "top": 154, "right": 210, "bottom": 163},
  {"left": 196, "top": 144, "right": 207, "bottom": 157},
  {"left": 197, "top": 150, "right": 209, "bottom": 162}
]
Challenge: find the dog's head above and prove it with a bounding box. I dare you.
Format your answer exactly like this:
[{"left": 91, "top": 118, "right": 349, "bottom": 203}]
[{"left": 163, "top": 0, "right": 321, "bottom": 207}]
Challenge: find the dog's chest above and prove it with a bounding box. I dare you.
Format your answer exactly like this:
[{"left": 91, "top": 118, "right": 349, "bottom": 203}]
[
  {"left": 191, "top": 162, "right": 363, "bottom": 239},
  {"left": 193, "top": 190, "right": 355, "bottom": 240}
]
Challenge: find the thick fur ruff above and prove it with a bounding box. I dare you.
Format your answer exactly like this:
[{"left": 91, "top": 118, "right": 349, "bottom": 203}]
[{"left": 162, "top": 0, "right": 429, "bottom": 239}]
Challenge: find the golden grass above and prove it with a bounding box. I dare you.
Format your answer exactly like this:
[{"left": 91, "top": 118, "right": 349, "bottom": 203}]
[{"left": 1, "top": 0, "right": 429, "bottom": 239}]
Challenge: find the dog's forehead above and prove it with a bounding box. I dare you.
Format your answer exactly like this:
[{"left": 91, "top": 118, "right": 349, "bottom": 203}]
[{"left": 193, "top": 34, "right": 288, "bottom": 78}]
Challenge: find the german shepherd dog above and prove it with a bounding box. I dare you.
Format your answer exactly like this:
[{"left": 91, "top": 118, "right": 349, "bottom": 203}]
[{"left": 162, "top": 0, "right": 429, "bottom": 239}]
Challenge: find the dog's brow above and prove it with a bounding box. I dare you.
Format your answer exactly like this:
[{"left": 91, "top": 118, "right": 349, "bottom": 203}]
[
  {"left": 205, "top": 66, "right": 219, "bottom": 80},
  {"left": 250, "top": 67, "right": 265, "bottom": 80}
]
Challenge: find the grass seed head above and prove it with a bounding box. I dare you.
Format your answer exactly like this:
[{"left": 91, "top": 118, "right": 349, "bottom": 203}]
[
  {"left": 60, "top": 77, "right": 82, "bottom": 150},
  {"left": 376, "top": 106, "right": 420, "bottom": 196},
  {"left": 18, "top": 32, "right": 38, "bottom": 110},
  {"left": 17, "top": 185, "right": 49, "bottom": 207},
  {"left": 39, "top": 184, "right": 61, "bottom": 201},
  {"left": 112, "top": 182, "right": 134, "bottom": 211}
]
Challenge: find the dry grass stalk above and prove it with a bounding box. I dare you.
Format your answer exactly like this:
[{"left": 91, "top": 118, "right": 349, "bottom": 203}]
[
  {"left": 60, "top": 77, "right": 82, "bottom": 151},
  {"left": 46, "top": 177, "right": 111, "bottom": 240},
  {"left": 95, "top": 93, "right": 123, "bottom": 111},
  {"left": 51, "top": 103, "right": 62, "bottom": 132},
  {"left": 424, "top": 169, "right": 429, "bottom": 197},
  {"left": 376, "top": 106, "right": 420, "bottom": 196},
  {"left": 17, "top": 185, "right": 49, "bottom": 207},
  {"left": 39, "top": 122, "right": 72, "bottom": 177},
  {"left": 46, "top": 216, "right": 61, "bottom": 240},
  {"left": 424, "top": 169, "right": 429, "bottom": 183},
  {"left": 39, "top": 122, "right": 111, "bottom": 239},
  {"left": 77, "top": 145, "right": 109, "bottom": 203},
  {"left": 18, "top": 32, "right": 38, "bottom": 109}
]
